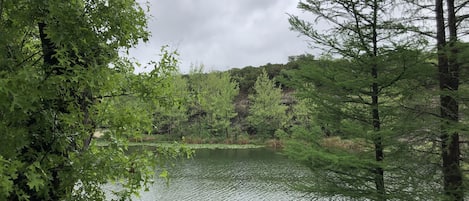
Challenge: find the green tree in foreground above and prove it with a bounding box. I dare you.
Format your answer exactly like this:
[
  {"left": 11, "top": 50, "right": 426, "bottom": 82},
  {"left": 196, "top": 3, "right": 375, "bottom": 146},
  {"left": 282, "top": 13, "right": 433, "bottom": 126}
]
[
  {"left": 0, "top": 1, "right": 190, "bottom": 200},
  {"left": 398, "top": 0, "right": 469, "bottom": 199},
  {"left": 286, "top": 0, "right": 440, "bottom": 200},
  {"left": 247, "top": 69, "right": 288, "bottom": 138},
  {"left": 434, "top": 1, "right": 465, "bottom": 199}
]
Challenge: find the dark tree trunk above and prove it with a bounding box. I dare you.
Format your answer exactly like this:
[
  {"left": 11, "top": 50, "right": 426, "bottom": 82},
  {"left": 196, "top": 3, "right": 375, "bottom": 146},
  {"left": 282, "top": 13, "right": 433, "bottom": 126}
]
[
  {"left": 371, "top": 0, "right": 385, "bottom": 200},
  {"left": 38, "top": 21, "right": 67, "bottom": 201},
  {"left": 8, "top": 22, "right": 66, "bottom": 201},
  {"left": 436, "top": 0, "right": 463, "bottom": 200}
]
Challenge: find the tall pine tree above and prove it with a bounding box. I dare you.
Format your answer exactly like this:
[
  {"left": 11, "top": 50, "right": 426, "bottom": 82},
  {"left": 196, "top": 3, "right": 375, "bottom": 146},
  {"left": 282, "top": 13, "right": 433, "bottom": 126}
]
[{"left": 286, "top": 0, "right": 439, "bottom": 200}]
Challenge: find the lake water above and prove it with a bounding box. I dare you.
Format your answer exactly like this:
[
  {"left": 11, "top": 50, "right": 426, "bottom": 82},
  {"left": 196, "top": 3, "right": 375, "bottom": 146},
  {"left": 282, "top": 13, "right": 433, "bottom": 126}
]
[{"left": 128, "top": 148, "right": 316, "bottom": 201}]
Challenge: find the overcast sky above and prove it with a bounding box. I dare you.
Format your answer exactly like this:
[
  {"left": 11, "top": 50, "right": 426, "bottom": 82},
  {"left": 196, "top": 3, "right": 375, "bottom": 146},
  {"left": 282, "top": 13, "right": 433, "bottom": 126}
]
[{"left": 129, "top": 0, "right": 313, "bottom": 73}]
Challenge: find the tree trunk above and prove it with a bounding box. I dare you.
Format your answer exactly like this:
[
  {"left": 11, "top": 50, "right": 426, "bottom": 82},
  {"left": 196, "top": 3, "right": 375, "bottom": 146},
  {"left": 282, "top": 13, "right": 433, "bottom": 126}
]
[
  {"left": 371, "top": 0, "right": 385, "bottom": 200},
  {"left": 14, "top": 21, "right": 68, "bottom": 201},
  {"left": 436, "top": 0, "right": 463, "bottom": 200}
]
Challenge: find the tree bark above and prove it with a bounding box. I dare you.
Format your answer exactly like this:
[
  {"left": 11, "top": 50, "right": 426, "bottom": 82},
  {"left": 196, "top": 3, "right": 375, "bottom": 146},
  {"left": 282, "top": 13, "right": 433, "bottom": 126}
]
[
  {"left": 371, "top": 0, "right": 385, "bottom": 200},
  {"left": 8, "top": 21, "right": 66, "bottom": 201},
  {"left": 38, "top": 21, "right": 67, "bottom": 201},
  {"left": 436, "top": 0, "right": 463, "bottom": 200}
]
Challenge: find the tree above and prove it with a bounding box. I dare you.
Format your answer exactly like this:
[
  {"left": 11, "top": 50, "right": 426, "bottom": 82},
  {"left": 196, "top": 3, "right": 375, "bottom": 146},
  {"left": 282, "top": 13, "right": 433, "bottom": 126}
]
[
  {"left": 229, "top": 66, "right": 262, "bottom": 95},
  {"left": 152, "top": 74, "right": 190, "bottom": 137},
  {"left": 247, "top": 69, "right": 288, "bottom": 138},
  {"left": 286, "top": 0, "right": 439, "bottom": 200},
  {"left": 0, "top": 1, "right": 190, "bottom": 200},
  {"left": 187, "top": 66, "right": 239, "bottom": 138},
  {"left": 289, "top": 97, "right": 315, "bottom": 131},
  {"left": 435, "top": 1, "right": 465, "bottom": 199},
  {"left": 201, "top": 71, "right": 239, "bottom": 138},
  {"left": 400, "top": 1, "right": 469, "bottom": 199}
]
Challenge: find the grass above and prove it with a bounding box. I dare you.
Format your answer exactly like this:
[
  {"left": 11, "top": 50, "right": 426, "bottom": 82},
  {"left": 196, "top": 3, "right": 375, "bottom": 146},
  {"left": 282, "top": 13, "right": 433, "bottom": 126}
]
[
  {"left": 175, "top": 143, "right": 264, "bottom": 149},
  {"left": 93, "top": 141, "right": 264, "bottom": 149},
  {"left": 92, "top": 133, "right": 266, "bottom": 149},
  {"left": 320, "top": 136, "right": 369, "bottom": 153}
]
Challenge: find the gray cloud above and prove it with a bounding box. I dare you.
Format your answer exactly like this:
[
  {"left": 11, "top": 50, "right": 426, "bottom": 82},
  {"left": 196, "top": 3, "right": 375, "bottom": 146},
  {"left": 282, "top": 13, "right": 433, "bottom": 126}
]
[{"left": 130, "top": 0, "right": 312, "bottom": 73}]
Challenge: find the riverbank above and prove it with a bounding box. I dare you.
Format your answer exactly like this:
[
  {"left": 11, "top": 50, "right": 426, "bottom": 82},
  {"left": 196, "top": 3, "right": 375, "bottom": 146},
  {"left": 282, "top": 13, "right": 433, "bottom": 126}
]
[
  {"left": 92, "top": 133, "right": 284, "bottom": 149},
  {"left": 93, "top": 132, "right": 283, "bottom": 149},
  {"left": 93, "top": 141, "right": 265, "bottom": 149}
]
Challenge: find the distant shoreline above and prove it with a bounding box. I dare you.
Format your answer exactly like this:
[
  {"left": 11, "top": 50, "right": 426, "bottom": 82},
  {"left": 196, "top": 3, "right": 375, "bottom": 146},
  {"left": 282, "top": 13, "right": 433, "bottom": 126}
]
[{"left": 93, "top": 141, "right": 265, "bottom": 150}]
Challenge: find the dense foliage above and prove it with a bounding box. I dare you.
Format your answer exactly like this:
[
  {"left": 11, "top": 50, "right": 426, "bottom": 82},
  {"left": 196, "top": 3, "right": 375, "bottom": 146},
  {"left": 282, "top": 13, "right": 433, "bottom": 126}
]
[
  {"left": 2, "top": 0, "right": 468, "bottom": 201},
  {"left": 283, "top": 0, "right": 469, "bottom": 200},
  {"left": 247, "top": 69, "right": 288, "bottom": 138},
  {"left": 0, "top": 1, "right": 190, "bottom": 200},
  {"left": 188, "top": 66, "right": 239, "bottom": 138}
]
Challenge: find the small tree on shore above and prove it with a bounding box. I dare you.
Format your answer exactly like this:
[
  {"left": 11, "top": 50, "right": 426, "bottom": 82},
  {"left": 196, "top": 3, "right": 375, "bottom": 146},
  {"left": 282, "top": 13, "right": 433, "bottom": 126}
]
[
  {"left": 188, "top": 66, "right": 239, "bottom": 138},
  {"left": 247, "top": 69, "right": 289, "bottom": 138}
]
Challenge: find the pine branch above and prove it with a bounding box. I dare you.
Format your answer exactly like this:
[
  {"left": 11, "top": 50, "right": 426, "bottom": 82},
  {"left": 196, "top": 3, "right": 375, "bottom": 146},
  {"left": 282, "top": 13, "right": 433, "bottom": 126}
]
[
  {"left": 455, "top": 1, "right": 469, "bottom": 14},
  {"left": 399, "top": 103, "right": 441, "bottom": 118}
]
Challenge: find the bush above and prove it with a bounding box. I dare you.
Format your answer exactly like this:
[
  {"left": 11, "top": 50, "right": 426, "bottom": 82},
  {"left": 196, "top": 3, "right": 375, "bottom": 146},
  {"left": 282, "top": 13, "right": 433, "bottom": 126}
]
[
  {"left": 236, "top": 133, "right": 251, "bottom": 144},
  {"left": 265, "top": 139, "right": 284, "bottom": 149}
]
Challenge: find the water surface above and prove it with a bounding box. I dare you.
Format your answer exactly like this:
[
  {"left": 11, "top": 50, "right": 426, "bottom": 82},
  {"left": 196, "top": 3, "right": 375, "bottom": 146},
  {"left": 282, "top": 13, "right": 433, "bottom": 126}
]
[{"left": 131, "top": 148, "right": 316, "bottom": 201}]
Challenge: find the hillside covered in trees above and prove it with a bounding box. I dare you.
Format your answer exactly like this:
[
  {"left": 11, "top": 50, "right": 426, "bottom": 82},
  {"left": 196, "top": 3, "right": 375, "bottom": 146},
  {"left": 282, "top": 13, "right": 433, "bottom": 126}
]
[
  {"left": 144, "top": 55, "right": 314, "bottom": 142},
  {"left": 1, "top": 0, "right": 469, "bottom": 201}
]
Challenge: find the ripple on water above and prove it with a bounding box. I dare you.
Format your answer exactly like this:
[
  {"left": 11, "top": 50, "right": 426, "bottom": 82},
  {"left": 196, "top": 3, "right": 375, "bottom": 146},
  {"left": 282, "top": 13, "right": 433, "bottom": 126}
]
[{"left": 126, "top": 148, "right": 319, "bottom": 201}]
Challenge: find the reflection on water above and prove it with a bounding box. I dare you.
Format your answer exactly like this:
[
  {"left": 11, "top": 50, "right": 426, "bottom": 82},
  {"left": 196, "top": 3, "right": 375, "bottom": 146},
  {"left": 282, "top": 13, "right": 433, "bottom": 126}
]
[{"left": 126, "top": 148, "right": 316, "bottom": 201}]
